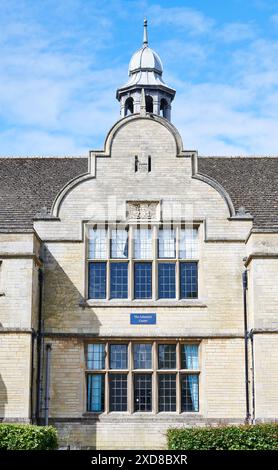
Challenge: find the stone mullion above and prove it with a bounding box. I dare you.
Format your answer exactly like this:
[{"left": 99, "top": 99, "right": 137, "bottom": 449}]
[
  {"left": 176, "top": 226, "right": 180, "bottom": 300},
  {"left": 105, "top": 342, "right": 109, "bottom": 413},
  {"left": 153, "top": 341, "right": 158, "bottom": 414},
  {"left": 176, "top": 342, "right": 181, "bottom": 414},
  {"left": 106, "top": 227, "right": 111, "bottom": 300},
  {"left": 153, "top": 226, "right": 158, "bottom": 300},
  {"left": 129, "top": 226, "right": 133, "bottom": 300},
  {"left": 128, "top": 341, "right": 133, "bottom": 413}
]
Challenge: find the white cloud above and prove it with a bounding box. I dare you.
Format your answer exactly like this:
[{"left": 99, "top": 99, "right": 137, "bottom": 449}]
[
  {"left": 0, "top": 128, "right": 88, "bottom": 156},
  {"left": 173, "top": 79, "right": 278, "bottom": 155},
  {"left": 149, "top": 4, "right": 214, "bottom": 35},
  {"left": 216, "top": 22, "right": 256, "bottom": 43},
  {"left": 0, "top": 0, "right": 277, "bottom": 156}
]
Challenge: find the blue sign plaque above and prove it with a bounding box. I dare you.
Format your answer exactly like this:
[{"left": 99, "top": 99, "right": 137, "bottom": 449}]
[{"left": 130, "top": 313, "right": 156, "bottom": 325}]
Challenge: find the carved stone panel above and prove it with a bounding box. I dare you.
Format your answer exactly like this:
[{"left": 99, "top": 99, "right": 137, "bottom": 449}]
[{"left": 127, "top": 201, "right": 159, "bottom": 221}]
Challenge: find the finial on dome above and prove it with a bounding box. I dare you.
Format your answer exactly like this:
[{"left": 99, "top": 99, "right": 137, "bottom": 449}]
[{"left": 143, "top": 17, "right": 148, "bottom": 47}]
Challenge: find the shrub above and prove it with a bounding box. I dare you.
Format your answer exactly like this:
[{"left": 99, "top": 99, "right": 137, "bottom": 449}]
[
  {"left": 0, "top": 423, "right": 58, "bottom": 450},
  {"left": 167, "top": 424, "right": 278, "bottom": 450}
]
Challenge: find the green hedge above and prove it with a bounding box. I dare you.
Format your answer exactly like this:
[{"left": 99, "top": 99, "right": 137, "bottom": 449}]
[
  {"left": 0, "top": 424, "right": 58, "bottom": 450},
  {"left": 167, "top": 424, "right": 278, "bottom": 450}
]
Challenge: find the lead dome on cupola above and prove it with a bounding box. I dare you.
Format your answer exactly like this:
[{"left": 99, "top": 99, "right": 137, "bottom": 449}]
[
  {"left": 116, "top": 19, "right": 175, "bottom": 121},
  {"left": 128, "top": 45, "right": 163, "bottom": 75}
]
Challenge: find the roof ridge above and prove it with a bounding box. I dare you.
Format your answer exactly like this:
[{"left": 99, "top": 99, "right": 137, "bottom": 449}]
[
  {"left": 199, "top": 155, "right": 278, "bottom": 159},
  {"left": 0, "top": 155, "right": 87, "bottom": 160}
]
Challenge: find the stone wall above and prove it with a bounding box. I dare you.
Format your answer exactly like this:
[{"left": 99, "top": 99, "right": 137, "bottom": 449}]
[
  {"left": 0, "top": 333, "right": 31, "bottom": 420},
  {"left": 46, "top": 336, "right": 246, "bottom": 449},
  {"left": 0, "top": 232, "right": 40, "bottom": 421}
]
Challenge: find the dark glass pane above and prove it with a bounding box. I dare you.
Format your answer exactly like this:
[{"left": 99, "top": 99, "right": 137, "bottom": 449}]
[
  {"left": 109, "top": 344, "right": 128, "bottom": 369},
  {"left": 180, "top": 262, "right": 198, "bottom": 299},
  {"left": 87, "top": 344, "right": 105, "bottom": 370},
  {"left": 134, "top": 262, "right": 152, "bottom": 299},
  {"left": 109, "top": 374, "right": 128, "bottom": 411},
  {"left": 158, "top": 263, "right": 176, "bottom": 299},
  {"left": 158, "top": 374, "right": 176, "bottom": 412},
  {"left": 158, "top": 344, "right": 176, "bottom": 369},
  {"left": 181, "top": 374, "right": 199, "bottom": 412},
  {"left": 134, "top": 374, "right": 152, "bottom": 412},
  {"left": 181, "top": 345, "right": 199, "bottom": 370},
  {"left": 110, "top": 262, "right": 128, "bottom": 299},
  {"left": 134, "top": 344, "right": 152, "bottom": 369},
  {"left": 88, "top": 262, "right": 106, "bottom": 299},
  {"left": 87, "top": 374, "right": 105, "bottom": 412}
]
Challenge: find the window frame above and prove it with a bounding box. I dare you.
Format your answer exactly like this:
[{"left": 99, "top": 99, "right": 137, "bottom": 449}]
[
  {"left": 84, "top": 339, "right": 201, "bottom": 415},
  {"left": 86, "top": 223, "right": 199, "bottom": 301}
]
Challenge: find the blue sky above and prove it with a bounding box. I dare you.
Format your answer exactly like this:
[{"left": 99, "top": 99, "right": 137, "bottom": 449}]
[{"left": 1, "top": 0, "right": 278, "bottom": 156}]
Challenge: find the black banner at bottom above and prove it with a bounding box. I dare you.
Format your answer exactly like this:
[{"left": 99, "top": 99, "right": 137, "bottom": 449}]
[{"left": 0, "top": 450, "right": 276, "bottom": 467}]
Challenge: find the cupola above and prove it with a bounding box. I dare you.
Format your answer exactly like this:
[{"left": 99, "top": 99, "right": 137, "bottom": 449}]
[{"left": 116, "top": 19, "right": 176, "bottom": 121}]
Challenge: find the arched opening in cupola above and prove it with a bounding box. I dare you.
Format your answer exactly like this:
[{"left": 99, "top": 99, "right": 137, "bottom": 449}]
[
  {"left": 124, "top": 97, "right": 134, "bottom": 116},
  {"left": 160, "top": 98, "right": 168, "bottom": 118},
  {"left": 146, "top": 95, "right": 153, "bottom": 113}
]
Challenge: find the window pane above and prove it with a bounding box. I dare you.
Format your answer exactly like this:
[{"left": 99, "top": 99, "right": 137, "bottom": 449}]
[
  {"left": 179, "top": 228, "right": 198, "bottom": 259},
  {"left": 181, "top": 374, "right": 199, "bottom": 412},
  {"left": 158, "top": 263, "right": 176, "bottom": 299},
  {"left": 134, "top": 374, "right": 152, "bottom": 412},
  {"left": 110, "top": 262, "right": 128, "bottom": 299},
  {"left": 109, "top": 344, "right": 128, "bottom": 369},
  {"left": 109, "top": 374, "right": 128, "bottom": 411},
  {"left": 158, "top": 374, "right": 176, "bottom": 412},
  {"left": 88, "top": 227, "right": 107, "bottom": 259},
  {"left": 180, "top": 262, "right": 198, "bottom": 299},
  {"left": 158, "top": 228, "right": 176, "bottom": 258},
  {"left": 87, "top": 344, "right": 105, "bottom": 370},
  {"left": 88, "top": 262, "right": 106, "bottom": 299},
  {"left": 111, "top": 229, "right": 128, "bottom": 258},
  {"left": 134, "top": 228, "right": 152, "bottom": 259},
  {"left": 181, "top": 345, "right": 199, "bottom": 370},
  {"left": 87, "top": 374, "right": 105, "bottom": 412},
  {"left": 158, "top": 344, "right": 176, "bottom": 369},
  {"left": 134, "top": 262, "right": 152, "bottom": 299},
  {"left": 134, "top": 344, "right": 152, "bottom": 369}
]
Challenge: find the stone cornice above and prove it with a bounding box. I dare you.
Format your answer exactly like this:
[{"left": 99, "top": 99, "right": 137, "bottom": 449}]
[
  {"left": 42, "top": 332, "right": 244, "bottom": 339},
  {"left": 0, "top": 252, "right": 42, "bottom": 266},
  {"left": 0, "top": 328, "right": 34, "bottom": 334},
  {"left": 244, "top": 252, "right": 278, "bottom": 267},
  {"left": 245, "top": 228, "right": 278, "bottom": 244}
]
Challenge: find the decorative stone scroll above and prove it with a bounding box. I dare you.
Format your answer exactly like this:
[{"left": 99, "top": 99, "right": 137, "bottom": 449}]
[{"left": 127, "top": 201, "right": 159, "bottom": 221}]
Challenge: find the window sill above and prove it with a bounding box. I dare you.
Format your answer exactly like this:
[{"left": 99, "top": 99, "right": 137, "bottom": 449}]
[
  {"left": 84, "top": 299, "right": 207, "bottom": 308},
  {"left": 82, "top": 411, "right": 201, "bottom": 417}
]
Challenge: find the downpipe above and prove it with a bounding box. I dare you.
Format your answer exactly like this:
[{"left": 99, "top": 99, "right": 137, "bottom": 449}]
[
  {"left": 44, "top": 343, "right": 52, "bottom": 426},
  {"left": 249, "top": 329, "right": 256, "bottom": 424},
  {"left": 242, "top": 270, "right": 251, "bottom": 424},
  {"left": 30, "top": 329, "right": 36, "bottom": 423},
  {"left": 35, "top": 268, "right": 44, "bottom": 423}
]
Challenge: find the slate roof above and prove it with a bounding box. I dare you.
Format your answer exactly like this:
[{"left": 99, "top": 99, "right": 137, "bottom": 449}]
[
  {"left": 0, "top": 156, "right": 277, "bottom": 232},
  {"left": 198, "top": 157, "right": 278, "bottom": 229},
  {"left": 0, "top": 158, "right": 88, "bottom": 232}
]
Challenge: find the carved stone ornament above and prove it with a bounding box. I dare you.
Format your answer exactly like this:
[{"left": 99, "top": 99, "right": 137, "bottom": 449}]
[
  {"left": 235, "top": 206, "right": 253, "bottom": 218},
  {"left": 127, "top": 201, "right": 159, "bottom": 220}
]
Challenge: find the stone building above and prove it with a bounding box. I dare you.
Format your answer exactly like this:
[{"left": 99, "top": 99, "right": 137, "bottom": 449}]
[{"left": 0, "top": 21, "right": 277, "bottom": 449}]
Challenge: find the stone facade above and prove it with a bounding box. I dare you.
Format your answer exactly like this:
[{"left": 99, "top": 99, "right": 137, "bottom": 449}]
[{"left": 0, "top": 112, "right": 277, "bottom": 450}]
